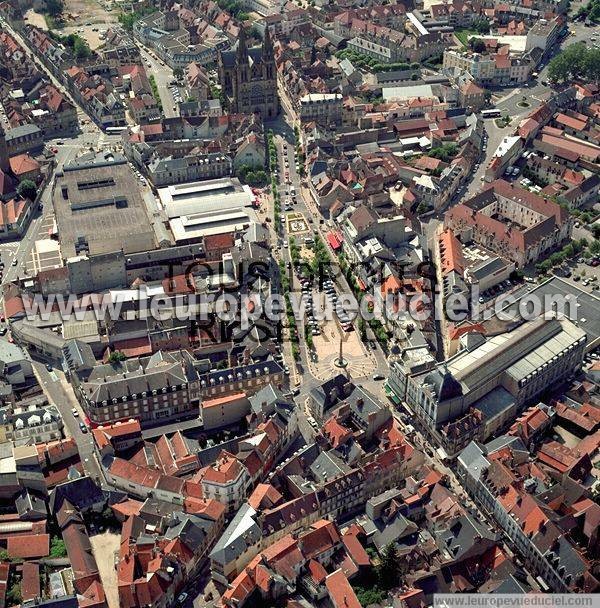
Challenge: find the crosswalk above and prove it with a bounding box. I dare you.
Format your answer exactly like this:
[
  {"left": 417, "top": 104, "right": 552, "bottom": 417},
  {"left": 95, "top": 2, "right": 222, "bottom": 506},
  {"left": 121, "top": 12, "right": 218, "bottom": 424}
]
[{"left": 0, "top": 242, "right": 19, "bottom": 251}]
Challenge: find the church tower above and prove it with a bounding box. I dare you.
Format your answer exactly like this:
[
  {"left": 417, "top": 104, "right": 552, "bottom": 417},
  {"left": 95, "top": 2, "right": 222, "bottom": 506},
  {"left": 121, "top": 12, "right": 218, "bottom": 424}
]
[
  {"left": 262, "top": 26, "right": 275, "bottom": 80},
  {"left": 236, "top": 27, "right": 249, "bottom": 83},
  {"left": 0, "top": 126, "right": 9, "bottom": 173}
]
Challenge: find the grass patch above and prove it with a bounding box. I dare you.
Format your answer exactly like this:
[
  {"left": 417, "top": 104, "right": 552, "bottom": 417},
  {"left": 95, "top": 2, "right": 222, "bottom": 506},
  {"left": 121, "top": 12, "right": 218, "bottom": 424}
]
[
  {"left": 454, "top": 29, "right": 476, "bottom": 46},
  {"left": 44, "top": 14, "right": 63, "bottom": 29}
]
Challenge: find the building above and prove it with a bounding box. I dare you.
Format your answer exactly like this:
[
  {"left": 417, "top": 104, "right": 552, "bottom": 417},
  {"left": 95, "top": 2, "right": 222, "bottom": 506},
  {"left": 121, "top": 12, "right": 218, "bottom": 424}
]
[
  {"left": 200, "top": 451, "right": 251, "bottom": 513},
  {"left": 4, "top": 124, "right": 43, "bottom": 156},
  {"left": 218, "top": 28, "right": 278, "bottom": 118},
  {"left": 147, "top": 152, "right": 232, "bottom": 187},
  {"left": 443, "top": 49, "right": 531, "bottom": 86},
  {"left": 201, "top": 392, "right": 251, "bottom": 430},
  {"left": 457, "top": 436, "right": 595, "bottom": 592},
  {"left": 445, "top": 180, "right": 572, "bottom": 267},
  {"left": 52, "top": 152, "right": 157, "bottom": 292},
  {"left": 4, "top": 399, "right": 63, "bottom": 446},
  {"left": 298, "top": 94, "right": 343, "bottom": 127},
  {"left": 389, "top": 316, "right": 586, "bottom": 456},
  {"left": 525, "top": 16, "right": 563, "bottom": 53},
  {"left": 157, "top": 177, "right": 256, "bottom": 245},
  {"left": 70, "top": 350, "right": 201, "bottom": 426}
]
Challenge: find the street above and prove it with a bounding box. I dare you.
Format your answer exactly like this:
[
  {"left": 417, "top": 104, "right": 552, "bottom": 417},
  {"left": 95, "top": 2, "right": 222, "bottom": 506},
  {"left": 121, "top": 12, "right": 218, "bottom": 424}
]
[
  {"left": 31, "top": 359, "right": 105, "bottom": 483},
  {"left": 135, "top": 45, "right": 178, "bottom": 118}
]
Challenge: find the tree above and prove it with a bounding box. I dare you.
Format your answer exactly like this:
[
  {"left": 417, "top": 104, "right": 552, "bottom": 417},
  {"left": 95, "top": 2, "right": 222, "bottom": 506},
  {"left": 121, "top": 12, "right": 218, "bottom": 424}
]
[
  {"left": 473, "top": 16, "right": 490, "bottom": 34},
  {"left": 17, "top": 179, "right": 37, "bottom": 201},
  {"left": 469, "top": 37, "right": 486, "bottom": 53},
  {"left": 536, "top": 259, "right": 552, "bottom": 274},
  {"left": 354, "top": 586, "right": 386, "bottom": 607},
  {"left": 45, "top": 0, "right": 64, "bottom": 16},
  {"left": 548, "top": 43, "right": 600, "bottom": 83},
  {"left": 417, "top": 202, "right": 429, "bottom": 215},
  {"left": 108, "top": 351, "right": 127, "bottom": 363},
  {"left": 50, "top": 537, "right": 67, "bottom": 558},
  {"left": 377, "top": 543, "right": 399, "bottom": 590},
  {"left": 590, "top": 240, "right": 600, "bottom": 255},
  {"left": 6, "top": 582, "right": 21, "bottom": 606},
  {"left": 563, "top": 244, "right": 575, "bottom": 259},
  {"left": 173, "top": 67, "right": 183, "bottom": 80},
  {"left": 73, "top": 36, "right": 91, "bottom": 59}
]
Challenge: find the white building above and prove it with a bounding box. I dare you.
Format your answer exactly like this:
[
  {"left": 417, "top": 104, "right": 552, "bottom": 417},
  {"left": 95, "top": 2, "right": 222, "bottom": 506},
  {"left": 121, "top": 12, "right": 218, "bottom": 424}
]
[{"left": 157, "top": 177, "right": 257, "bottom": 244}]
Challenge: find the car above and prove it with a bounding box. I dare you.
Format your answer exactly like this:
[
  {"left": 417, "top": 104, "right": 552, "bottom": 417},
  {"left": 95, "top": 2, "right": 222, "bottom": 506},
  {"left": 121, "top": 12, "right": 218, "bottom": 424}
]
[
  {"left": 479, "top": 296, "right": 485, "bottom": 303},
  {"left": 11, "top": 259, "right": 17, "bottom": 266},
  {"left": 0, "top": 328, "right": 6, "bottom": 336},
  {"left": 79, "top": 422, "right": 88, "bottom": 433},
  {"left": 372, "top": 374, "right": 385, "bottom": 380},
  {"left": 574, "top": 275, "right": 581, "bottom": 281},
  {"left": 177, "top": 593, "right": 188, "bottom": 603},
  {"left": 72, "top": 407, "right": 79, "bottom": 417},
  {"left": 283, "top": 241, "right": 288, "bottom": 248},
  {"left": 45, "top": 363, "right": 53, "bottom": 372}
]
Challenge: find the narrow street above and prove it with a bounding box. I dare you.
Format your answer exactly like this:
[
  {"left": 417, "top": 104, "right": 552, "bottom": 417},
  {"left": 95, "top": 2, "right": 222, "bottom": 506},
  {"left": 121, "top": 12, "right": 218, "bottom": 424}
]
[
  {"left": 31, "top": 360, "right": 105, "bottom": 483},
  {"left": 135, "top": 44, "right": 177, "bottom": 118}
]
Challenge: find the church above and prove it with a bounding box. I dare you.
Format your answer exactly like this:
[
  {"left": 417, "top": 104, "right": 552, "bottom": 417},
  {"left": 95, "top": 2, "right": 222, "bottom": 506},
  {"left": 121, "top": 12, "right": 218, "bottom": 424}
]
[{"left": 218, "top": 28, "right": 279, "bottom": 118}]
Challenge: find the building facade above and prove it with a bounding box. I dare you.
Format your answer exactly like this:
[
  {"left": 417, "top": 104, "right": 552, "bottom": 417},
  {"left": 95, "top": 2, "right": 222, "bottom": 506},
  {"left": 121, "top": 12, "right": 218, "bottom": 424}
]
[{"left": 218, "top": 28, "right": 279, "bottom": 118}]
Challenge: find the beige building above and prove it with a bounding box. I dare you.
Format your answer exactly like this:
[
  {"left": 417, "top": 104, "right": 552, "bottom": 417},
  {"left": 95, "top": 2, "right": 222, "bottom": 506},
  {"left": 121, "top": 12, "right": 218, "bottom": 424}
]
[{"left": 201, "top": 392, "right": 250, "bottom": 430}]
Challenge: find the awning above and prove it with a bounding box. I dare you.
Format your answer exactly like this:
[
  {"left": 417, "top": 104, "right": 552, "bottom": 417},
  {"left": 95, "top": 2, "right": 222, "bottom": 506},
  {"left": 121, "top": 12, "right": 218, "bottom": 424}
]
[
  {"left": 326, "top": 231, "right": 342, "bottom": 251},
  {"left": 385, "top": 384, "right": 401, "bottom": 405},
  {"left": 357, "top": 278, "right": 366, "bottom": 291}
]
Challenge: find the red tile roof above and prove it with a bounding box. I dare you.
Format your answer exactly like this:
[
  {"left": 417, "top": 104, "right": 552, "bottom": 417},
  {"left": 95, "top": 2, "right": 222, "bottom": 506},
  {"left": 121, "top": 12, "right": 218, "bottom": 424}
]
[
  {"left": 21, "top": 561, "right": 40, "bottom": 602},
  {"left": 438, "top": 228, "right": 465, "bottom": 276},
  {"left": 93, "top": 419, "right": 141, "bottom": 448},
  {"left": 8, "top": 154, "right": 40, "bottom": 177},
  {"left": 201, "top": 451, "right": 245, "bottom": 484},
  {"left": 204, "top": 233, "right": 234, "bottom": 251},
  {"left": 308, "top": 558, "right": 328, "bottom": 584},
  {"left": 341, "top": 532, "right": 370, "bottom": 567},
  {"left": 202, "top": 392, "right": 247, "bottom": 409},
  {"left": 7, "top": 534, "right": 50, "bottom": 558},
  {"left": 325, "top": 569, "right": 361, "bottom": 608},
  {"left": 248, "top": 483, "right": 284, "bottom": 510}
]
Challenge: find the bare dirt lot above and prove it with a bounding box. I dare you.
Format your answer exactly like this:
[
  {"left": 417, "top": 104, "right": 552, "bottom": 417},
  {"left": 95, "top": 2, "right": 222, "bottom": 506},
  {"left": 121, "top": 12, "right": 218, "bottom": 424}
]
[
  {"left": 24, "top": 0, "right": 119, "bottom": 50},
  {"left": 90, "top": 531, "right": 120, "bottom": 608}
]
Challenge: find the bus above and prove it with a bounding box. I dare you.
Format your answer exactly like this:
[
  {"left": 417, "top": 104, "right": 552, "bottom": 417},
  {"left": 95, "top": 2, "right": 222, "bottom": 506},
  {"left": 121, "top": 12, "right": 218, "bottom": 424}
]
[
  {"left": 481, "top": 109, "right": 501, "bottom": 118},
  {"left": 105, "top": 126, "right": 128, "bottom": 135}
]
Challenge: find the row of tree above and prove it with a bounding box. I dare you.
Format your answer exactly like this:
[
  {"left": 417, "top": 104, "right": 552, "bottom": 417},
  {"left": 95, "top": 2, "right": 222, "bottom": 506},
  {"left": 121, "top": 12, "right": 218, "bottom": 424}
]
[
  {"left": 535, "top": 238, "right": 599, "bottom": 274},
  {"left": 548, "top": 43, "right": 600, "bottom": 83}
]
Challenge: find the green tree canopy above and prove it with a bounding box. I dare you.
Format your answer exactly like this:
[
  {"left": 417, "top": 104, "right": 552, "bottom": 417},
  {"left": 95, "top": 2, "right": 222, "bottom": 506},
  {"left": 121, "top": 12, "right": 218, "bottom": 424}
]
[
  {"left": 376, "top": 543, "right": 399, "bottom": 590},
  {"left": 469, "top": 37, "right": 486, "bottom": 53},
  {"left": 73, "top": 36, "right": 91, "bottom": 59},
  {"left": 17, "top": 179, "right": 37, "bottom": 201},
  {"left": 45, "top": 0, "right": 64, "bottom": 17},
  {"left": 548, "top": 44, "right": 600, "bottom": 82},
  {"left": 473, "top": 16, "right": 490, "bottom": 34}
]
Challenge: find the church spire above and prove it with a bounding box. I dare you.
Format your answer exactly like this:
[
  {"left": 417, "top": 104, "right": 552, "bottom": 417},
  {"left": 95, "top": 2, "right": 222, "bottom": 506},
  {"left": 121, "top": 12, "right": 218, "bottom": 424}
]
[
  {"left": 0, "top": 125, "right": 9, "bottom": 173},
  {"left": 262, "top": 25, "right": 273, "bottom": 59},
  {"left": 236, "top": 27, "right": 248, "bottom": 63}
]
